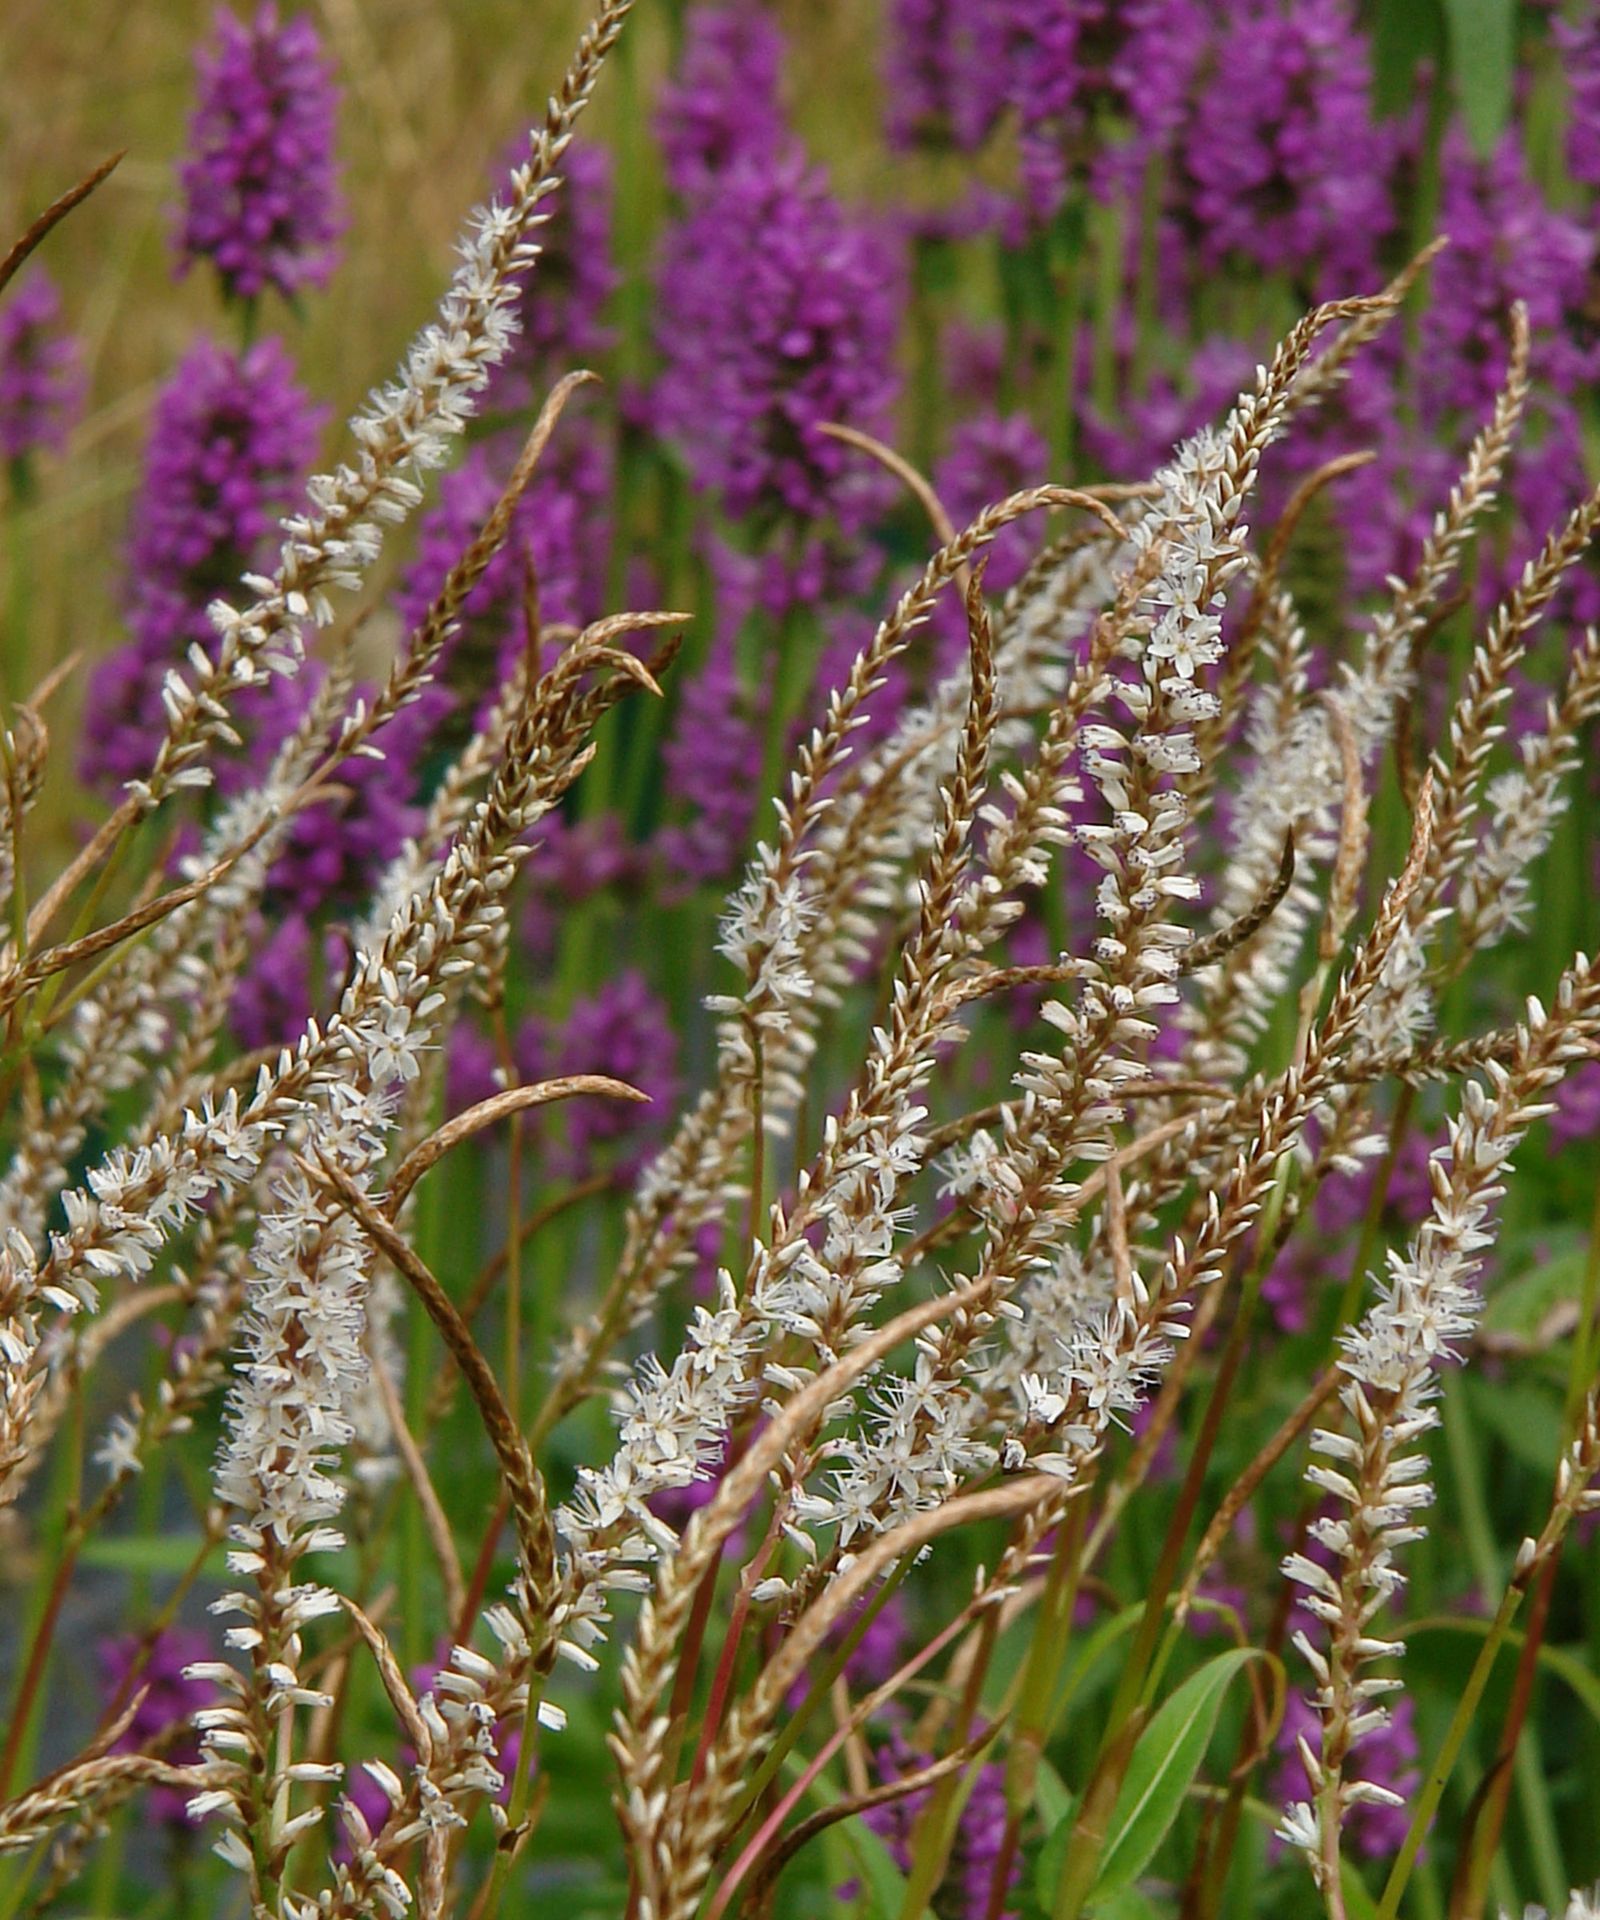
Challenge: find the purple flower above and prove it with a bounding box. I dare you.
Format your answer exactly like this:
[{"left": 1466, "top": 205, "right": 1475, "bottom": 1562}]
[
  {"left": 446, "top": 1018, "right": 502, "bottom": 1117},
  {"left": 656, "top": 3, "right": 788, "bottom": 198},
  {"left": 229, "top": 910, "right": 314, "bottom": 1050},
  {"left": 0, "top": 269, "right": 84, "bottom": 462},
  {"left": 860, "top": 1724, "right": 1018, "bottom": 1916},
  {"left": 654, "top": 150, "right": 903, "bottom": 526},
  {"left": 656, "top": 636, "right": 765, "bottom": 888},
  {"left": 97, "top": 1628, "right": 217, "bottom": 1827},
  {"left": 927, "top": 410, "right": 1050, "bottom": 672},
  {"left": 393, "top": 430, "right": 611, "bottom": 726},
  {"left": 993, "top": 0, "right": 1207, "bottom": 221},
  {"left": 882, "top": 0, "right": 1008, "bottom": 153},
  {"left": 1552, "top": 1060, "right": 1600, "bottom": 1148},
  {"left": 1424, "top": 126, "right": 1596, "bottom": 418},
  {"left": 1555, "top": 14, "right": 1600, "bottom": 190},
  {"left": 541, "top": 969, "right": 679, "bottom": 1177},
  {"left": 83, "top": 335, "right": 323, "bottom": 794},
  {"left": 1173, "top": 0, "right": 1395, "bottom": 285},
  {"left": 520, "top": 810, "right": 635, "bottom": 960},
  {"left": 1080, "top": 336, "right": 1256, "bottom": 482},
  {"left": 485, "top": 141, "right": 616, "bottom": 416},
  {"left": 177, "top": 4, "right": 343, "bottom": 304}
]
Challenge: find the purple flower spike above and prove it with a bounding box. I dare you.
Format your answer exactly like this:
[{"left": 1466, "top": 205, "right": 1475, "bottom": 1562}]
[
  {"left": 178, "top": 4, "right": 343, "bottom": 304},
  {"left": 0, "top": 269, "right": 84, "bottom": 463},
  {"left": 83, "top": 334, "right": 323, "bottom": 794},
  {"left": 882, "top": 0, "right": 1008, "bottom": 153},
  {"left": 656, "top": 635, "right": 765, "bottom": 889},
  {"left": 1556, "top": 13, "right": 1600, "bottom": 190},
  {"left": 1176, "top": 0, "right": 1395, "bottom": 286},
  {"left": 228, "top": 910, "right": 314, "bottom": 1051},
  {"left": 546, "top": 970, "right": 679, "bottom": 1177},
  {"left": 655, "top": 150, "right": 903, "bottom": 526},
  {"left": 656, "top": 3, "right": 788, "bottom": 198},
  {"left": 98, "top": 1628, "right": 217, "bottom": 1827},
  {"left": 392, "top": 430, "right": 611, "bottom": 728},
  {"left": 486, "top": 141, "right": 617, "bottom": 416}
]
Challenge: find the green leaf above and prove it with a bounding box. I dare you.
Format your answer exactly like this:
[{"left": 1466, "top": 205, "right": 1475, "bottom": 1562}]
[
  {"left": 1049, "top": 1604, "right": 1144, "bottom": 1732},
  {"left": 1441, "top": 0, "right": 1515, "bottom": 155},
  {"left": 1090, "top": 1649, "right": 1278, "bottom": 1906},
  {"left": 1409, "top": 1618, "right": 1600, "bottom": 1731},
  {"left": 76, "top": 1532, "right": 228, "bottom": 1578},
  {"left": 1480, "top": 1246, "right": 1586, "bottom": 1342},
  {"left": 842, "top": 1816, "right": 929, "bottom": 1920},
  {"left": 1034, "top": 1758, "right": 1075, "bottom": 1833},
  {"left": 1463, "top": 1374, "right": 1564, "bottom": 1478},
  {"left": 1037, "top": 1809, "right": 1076, "bottom": 1917}
]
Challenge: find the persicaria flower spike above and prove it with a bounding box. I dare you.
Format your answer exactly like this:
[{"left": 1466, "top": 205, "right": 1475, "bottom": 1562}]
[
  {"left": 177, "top": 3, "right": 344, "bottom": 304},
  {"left": 0, "top": 269, "right": 84, "bottom": 462}
]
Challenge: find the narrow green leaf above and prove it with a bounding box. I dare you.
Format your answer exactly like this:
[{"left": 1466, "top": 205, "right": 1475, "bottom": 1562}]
[
  {"left": 1037, "top": 1809, "right": 1076, "bottom": 1917},
  {"left": 76, "top": 1532, "right": 227, "bottom": 1577},
  {"left": 1441, "top": 0, "right": 1515, "bottom": 155},
  {"left": 842, "top": 1817, "right": 929, "bottom": 1920},
  {"left": 1409, "top": 1617, "right": 1600, "bottom": 1729},
  {"left": 1033, "top": 1758, "right": 1075, "bottom": 1834},
  {"left": 1089, "top": 1648, "right": 1277, "bottom": 1905}
]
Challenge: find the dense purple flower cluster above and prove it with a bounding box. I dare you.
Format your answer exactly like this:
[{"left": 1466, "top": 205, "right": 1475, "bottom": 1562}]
[
  {"left": 655, "top": 149, "right": 902, "bottom": 525},
  {"left": 487, "top": 141, "right": 617, "bottom": 415},
  {"left": 83, "top": 335, "right": 323, "bottom": 793},
  {"left": 861, "top": 1725, "right": 1017, "bottom": 1915},
  {"left": 656, "top": 635, "right": 765, "bottom": 888},
  {"left": 392, "top": 429, "right": 611, "bottom": 721},
  {"left": 229, "top": 909, "right": 315, "bottom": 1051},
  {"left": 1556, "top": 14, "right": 1600, "bottom": 190},
  {"left": 177, "top": 4, "right": 343, "bottom": 304},
  {"left": 655, "top": 2, "right": 788, "bottom": 198},
  {"left": 1173, "top": 0, "right": 1394, "bottom": 285},
  {"left": 0, "top": 269, "right": 84, "bottom": 463},
  {"left": 540, "top": 968, "right": 680, "bottom": 1177},
  {"left": 1001, "top": 0, "right": 1205, "bottom": 220},
  {"left": 881, "top": 0, "right": 1006, "bottom": 154}
]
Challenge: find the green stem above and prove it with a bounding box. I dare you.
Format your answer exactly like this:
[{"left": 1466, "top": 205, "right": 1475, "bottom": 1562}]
[{"left": 1374, "top": 1585, "right": 1524, "bottom": 1920}]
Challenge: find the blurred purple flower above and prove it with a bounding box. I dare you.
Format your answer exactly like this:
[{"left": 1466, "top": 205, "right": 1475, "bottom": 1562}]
[
  {"left": 177, "top": 3, "right": 343, "bottom": 304},
  {"left": 936, "top": 410, "right": 1049, "bottom": 593},
  {"left": 97, "top": 1628, "right": 216, "bottom": 1827},
  {"left": 656, "top": 2, "right": 788, "bottom": 198},
  {"left": 1273, "top": 1689, "right": 1421, "bottom": 1860},
  {"left": 1552, "top": 1059, "right": 1600, "bottom": 1147},
  {"left": 1555, "top": 14, "right": 1600, "bottom": 191},
  {"left": 1080, "top": 336, "right": 1255, "bottom": 481},
  {"left": 860, "top": 1724, "right": 1017, "bottom": 1916},
  {"left": 995, "top": 0, "right": 1207, "bottom": 221},
  {"left": 1423, "top": 126, "right": 1596, "bottom": 419},
  {"left": 654, "top": 149, "right": 903, "bottom": 527},
  {"left": 446, "top": 1018, "right": 502, "bottom": 1117},
  {"left": 0, "top": 269, "right": 84, "bottom": 462},
  {"left": 83, "top": 335, "right": 323, "bottom": 794},
  {"left": 1174, "top": 0, "right": 1395, "bottom": 285},
  {"left": 882, "top": 0, "right": 1008, "bottom": 153},
  {"left": 229, "top": 910, "right": 314, "bottom": 1050},
  {"left": 393, "top": 429, "right": 611, "bottom": 729},
  {"left": 656, "top": 636, "right": 765, "bottom": 889},
  {"left": 546, "top": 969, "right": 679, "bottom": 1177},
  {"left": 486, "top": 141, "right": 616, "bottom": 416},
  {"left": 264, "top": 700, "right": 429, "bottom": 914}
]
